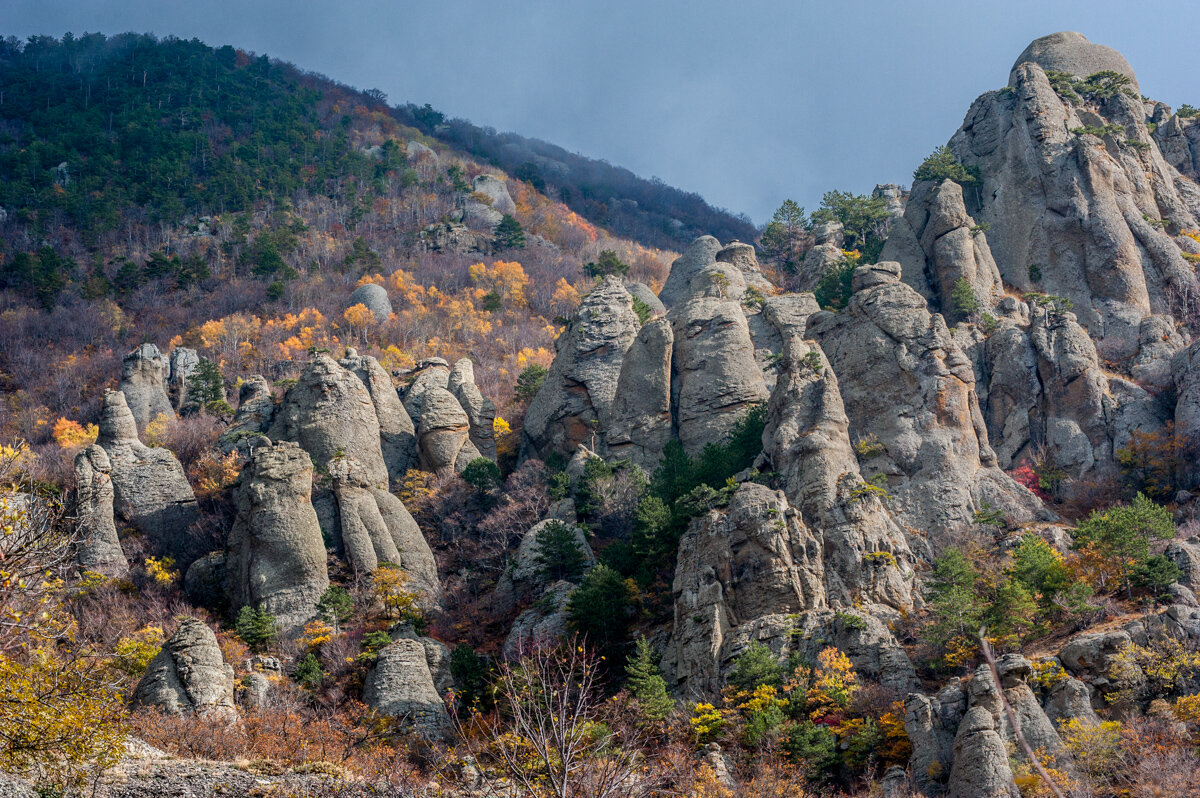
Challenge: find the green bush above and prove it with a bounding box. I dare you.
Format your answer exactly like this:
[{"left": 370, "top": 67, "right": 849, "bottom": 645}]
[
  {"left": 514, "top": 363, "right": 548, "bottom": 400},
  {"left": 784, "top": 720, "right": 839, "bottom": 781},
  {"left": 1132, "top": 554, "right": 1183, "bottom": 595},
  {"left": 494, "top": 214, "right": 526, "bottom": 249},
  {"left": 316, "top": 586, "right": 354, "bottom": 629},
  {"left": 461, "top": 457, "right": 502, "bottom": 494},
  {"left": 534, "top": 520, "right": 589, "bottom": 582},
  {"left": 449, "top": 644, "right": 492, "bottom": 712},
  {"left": 728, "top": 641, "right": 783, "bottom": 692},
  {"left": 814, "top": 259, "right": 856, "bottom": 311},
  {"left": 951, "top": 278, "right": 979, "bottom": 317},
  {"left": 235, "top": 606, "right": 277, "bottom": 652},
  {"left": 356, "top": 630, "right": 393, "bottom": 663},
  {"left": 567, "top": 564, "right": 633, "bottom": 659},
  {"left": 625, "top": 636, "right": 673, "bottom": 722},
  {"left": 1074, "top": 493, "right": 1175, "bottom": 595},
  {"left": 913, "top": 145, "right": 976, "bottom": 184},
  {"left": 584, "top": 250, "right": 629, "bottom": 278},
  {"left": 294, "top": 653, "right": 325, "bottom": 688}
]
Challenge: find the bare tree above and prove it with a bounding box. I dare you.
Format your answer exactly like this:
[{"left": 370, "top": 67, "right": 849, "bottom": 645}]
[{"left": 450, "top": 638, "right": 659, "bottom": 798}]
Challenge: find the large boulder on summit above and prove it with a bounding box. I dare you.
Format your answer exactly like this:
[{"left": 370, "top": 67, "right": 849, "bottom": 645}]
[
  {"left": 879, "top": 179, "right": 1003, "bottom": 315},
  {"left": 218, "top": 375, "right": 276, "bottom": 455},
  {"left": 1009, "top": 31, "right": 1139, "bottom": 91},
  {"left": 131, "top": 618, "right": 236, "bottom": 717},
  {"left": 348, "top": 283, "right": 393, "bottom": 321},
  {"left": 402, "top": 359, "right": 451, "bottom": 424},
  {"left": 658, "top": 235, "right": 723, "bottom": 308},
  {"left": 663, "top": 483, "right": 825, "bottom": 697},
  {"left": 96, "top": 390, "right": 198, "bottom": 556},
  {"left": 225, "top": 442, "right": 329, "bottom": 630},
  {"left": 362, "top": 637, "right": 450, "bottom": 739},
  {"left": 808, "top": 263, "right": 1044, "bottom": 534},
  {"left": 523, "top": 277, "right": 640, "bottom": 460},
  {"left": 340, "top": 349, "right": 417, "bottom": 480},
  {"left": 605, "top": 317, "right": 673, "bottom": 470},
  {"left": 951, "top": 50, "right": 1198, "bottom": 360},
  {"left": 268, "top": 354, "right": 389, "bottom": 486},
  {"left": 118, "top": 343, "right": 174, "bottom": 432},
  {"left": 72, "top": 445, "right": 128, "bottom": 577}
]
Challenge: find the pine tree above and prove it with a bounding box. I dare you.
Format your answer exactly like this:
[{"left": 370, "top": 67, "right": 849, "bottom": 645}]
[
  {"left": 235, "top": 606, "right": 277, "bottom": 652},
  {"left": 534, "top": 520, "right": 588, "bottom": 582},
  {"left": 494, "top": 214, "right": 526, "bottom": 249},
  {"left": 926, "top": 548, "right": 984, "bottom": 647},
  {"left": 625, "top": 635, "right": 673, "bottom": 722}
]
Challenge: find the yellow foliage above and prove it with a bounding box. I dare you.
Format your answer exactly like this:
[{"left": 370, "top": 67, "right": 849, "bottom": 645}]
[
  {"left": 1030, "top": 659, "right": 1068, "bottom": 690},
  {"left": 1106, "top": 637, "right": 1200, "bottom": 707},
  {"left": 143, "top": 413, "right": 173, "bottom": 448},
  {"left": 878, "top": 701, "right": 913, "bottom": 765},
  {"left": 143, "top": 557, "right": 178, "bottom": 588},
  {"left": 343, "top": 302, "right": 377, "bottom": 336},
  {"left": 469, "top": 260, "right": 529, "bottom": 307},
  {"left": 379, "top": 345, "right": 416, "bottom": 372},
  {"left": 550, "top": 278, "right": 580, "bottom": 313},
  {"left": 0, "top": 647, "right": 127, "bottom": 789},
  {"left": 396, "top": 469, "right": 434, "bottom": 507},
  {"left": 942, "top": 635, "right": 978, "bottom": 669},
  {"left": 806, "top": 646, "right": 857, "bottom": 718},
  {"left": 51, "top": 418, "right": 98, "bottom": 449},
  {"left": 689, "top": 702, "right": 727, "bottom": 745},
  {"left": 1059, "top": 717, "right": 1123, "bottom": 781},
  {"left": 112, "top": 626, "right": 166, "bottom": 677},
  {"left": 372, "top": 563, "right": 420, "bottom": 619},
  {"left": 193, "top": 450, "right": 242, "bottom": 498},
  {"left": 300, "top": 619, "right": 334, "bottom": 652},
  {"left": 493, "top": 416, "right": 512, "bottom": 437}
]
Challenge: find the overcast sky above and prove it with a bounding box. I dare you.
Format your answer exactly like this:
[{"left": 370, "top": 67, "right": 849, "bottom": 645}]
[{"left": 2, "top": 0, "right": 1197, "bottom": 224}]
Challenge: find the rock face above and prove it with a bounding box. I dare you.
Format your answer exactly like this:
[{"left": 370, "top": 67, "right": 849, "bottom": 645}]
[
  {"left": 470, "top": 174, "right": 515, "bottom": 214},
  {"left": 504, "top": 579, "right": 574, "bottom": 659},
  {"left": 131, "top": 618, "right": 236, "bottom": 717},
  {"left": 808, "top": 263, "right": 1044, "bottom": 534},
  {"left": 663, "top": 483, "right": 824, "bottom": 696},
  {"left": 416, "top": 387, "right": 476, "bottom": 474},
  {"left": 1009, "top": 31, "right": 1139, "bottom": 92},
  {"left": 500, "top": 518, "right": 595, "bottom": 603},
  {"left": 167, "top": 347, "right": 201, "bottom": 412},
  {"left": 946, "top": 707, "right": 1020, "bottom": 798},
  {"left": 348, "top": 283, "right": 393, "bottom": 321},
  {"left": 447, "top": 359, "right": 497, "bottom": 461},
  {"left": 72, "top": 444, "right": 128, "bottom": 577},
  {"left": 658, "top": 236, "right": 723, "bottom": 309},
  {"left": 523, "top": 277, "right": 640, "bottom": 460},
  {"left": 362, "top": 638, "right": 449, "bottom": 738},
  {"left": 218, "top": 375, "right": 276, "bottom": 454},
  {"left": 604, "top": 317, "right": 673, "bottom": 469},
  {"left": 340, "top": 350, "right": 417, "bottom": 480},
  {"left": 225, "top": 442, "right": 329, "bottom": 630},
  {"left": 951, "top": 55, "right": 1198, "bottom": 361},
  {"left": 96, "top": 390, "right": 199, "bottom": 556},
  {"left": 118, "top": 343, "right": 174, "bottom": 432},
  {"left": 268, "top": 354, "right": 389, "bottom": 486}
]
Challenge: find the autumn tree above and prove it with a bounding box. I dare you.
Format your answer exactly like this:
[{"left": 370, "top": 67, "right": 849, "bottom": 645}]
[
  {"left": 759, "top": 199, "right": 807, "bottom": 271},
  {"left": 1073, "top": 493, "right": 1175, "bottom": 596}
]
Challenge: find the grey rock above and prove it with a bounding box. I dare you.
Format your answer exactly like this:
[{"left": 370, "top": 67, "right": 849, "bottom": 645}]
[
  {"left": 348, "top": 283, "right": 393, "bottom": 321},
  {"left": 658, "top": 235, "right": 723, "bottom": 308},
  {"left": 523, "top": 277, "right": 640, "bottom": 460},
  {"left": 167, "top": 347, "right": 201, "bottom": 413},
  {"left": 417, "top": 220, "right": 489, "bottom": 254},
  {"left": 626, "top": 282, "right": 666, "bottom": 317},
  {"left": 417, "top": 387, "right": 472, "bottom": 474},
  {"left": 715, "top": 240, "right": 775, "bottom": 297},
  {"left": 798, "top": 242, "right": 844, "bottom": 293},
  {"left": 406, "top": 140, "right": 438, "bottom": 167},
  {"left": 340, "top": 350, "right": 417, "bottom": 480},
  {"left": 362, "top": 638, "right": 449, "bottom": 738},
  {"left": 1166, "top": 537, "right": 1200, "bottom": 593},
  {"left": 1129, "top": 315, "right": 1185, "bottom": 391},
  {"left": 605, "top": 317, "right": 673, "bottom": 470},
  {"left": 500, "top": 518, "right": 594, "bottom": 603},
  {"left": 470, "top": 174, "right": 515, "bottom": 215},
  {"left": 73, "top": 445, "right": 128, "bottom": 577},
  {"left": 225, "top": 441, "right": 330, "bottom": 631},
  {"left": 905, "top": 692, "right": 954, "bottom": 794},
  {"left": 504, "top": 580, "right": 575, "bottom": 659},
  {"left": 217, "top": 376, "right": 276, "bottom": 455},
  {"left": 946, "top": 707, "right": 1020, "bottom": 798},
  {"left": 97, "top": 390, "right": 199, "bottom": 557},
  {"left": 1044, "top": 677, "right": 1100, "bottom": 728},
  {"left": 791, "top": 609, "right": 919, "bottom": 693},
  {"left": 132, "top": 618, "right": 236, "bottom": 717},
  {"left": 812, "top": 221, "right": 845, "bottom": 247},
  {"left": 402, "top": 360, "right": 451, "bottom": 425},
  {"left": 183, "top": 551, "right": 226, "bottom": 609},
  {"left": 118, "top": 343, "right": 174, "bottom": 432},
  {"left": 1009, "top": 31, "right": 1139, "bottom": 92},
  {"left": 447, "top": 359, "right": 497, "bottom": 461}
]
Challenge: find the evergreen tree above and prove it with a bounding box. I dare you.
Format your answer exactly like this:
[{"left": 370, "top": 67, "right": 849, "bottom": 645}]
[
  {"left": 1074, "top": 493, "right": 1175, "bottom": 596},
  {"left": 584, "top": 250, "right": 629, "bottom": 278},
  {"left": 316, "top": 586, "right": 354, "bottom": 631},
  {"left": 758, "top": 199, "right": 807, "bottom": 271},
  {"left": 235, "top": 606, "right": 277, "bottom": 652},
  {"left": 294, "top": 652, "right": 325, "bottom": 688},
  {"left": 494, "top": 214, "right": 526, "bottom": 249},
  {"left": 728, "top": 640, "right": 783, "bottom": 691},
  {"left": 925, "top": 548, "right": 984, "bottom": 647},
  {"left": 514, "top": 364, "right": 548, "bottom": 400},
  {"left": 567, "top": 564, "right": 634, "bottom": 659},
  {"left": 625, "top": 635, "right": 673, "bottom": 722},
  {"left": 988, "top": 577, "right": 1039, "bottom": 645},
  {"left": 187, "top": 358, "right": 225, "bottom": 406},
  {"left": 534, "top": 520, "right": 588, "bottom": 582}
]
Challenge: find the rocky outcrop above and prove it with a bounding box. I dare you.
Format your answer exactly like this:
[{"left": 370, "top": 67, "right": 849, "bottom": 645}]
[
  {"left": 416, "top": 387, "right": 476, "bottom": 474},
  {"left": 167, "top": 347, "right": 201, "bottom": 413},
  {"left": 763, "top": 337, "right": 915, "bottom": 609},
  {"left": 347, "top": 283, "right": 393, "bottom": 321},
  {"left": 340, "top": 349, "right": 417, "bottom": 480},
  {"left": 523, "top": 277, "right": 640, "bottom": 460},
  {"left": 402, "top": 359, "right": 451, "bottom": 424},
  {"left": 951, "top": 56, "right": 1199, "bottom": 361},
  {"left": 131, "top": 618, "right": 236, "bottom": 717},
  {"left": 1166, "top": 537, "right": 1200, "bottom": 594},
  {"left": 945, "top": 707, "right": 1020, "bottom": 798},
  {"left": 470, "top": 174, "right": 515, "bottom": 214},
  {"left": 663, "top": 483, "right": 825, "bottom": 696},
  {"left": 1009, "top": 31, "right": 1139, "bottom": 91},
  {"left": 808, "top": 263, "right": 1044, "bottom": 534},
  {"left": 499, "top": 518, "right": 594, "bottom": 603},
  {"left": 97, "top": 390, "right": 199, "bottom": 556},
  {"left": 268, "top": 354, "right": 389, "bottom": 486},
  {"left": 658, "top": 235, "right": 723, "bottom": 308},
  {"left": 503, "top": 580, "right": 574, "bottom": 659},
  {"left": 879, "top": 179, "right": 1003, "bottom": 317},
  {"left": 604, "top": 317, "right": 673, "bottom": 469},
  {"left": 72, "top": 444, "right": 128, "bottom": 577},
  {"left": 905, "top": 692, "right": 956, "bottom": 795},
  {"left": 217, "top": 376, "right": 276, "bottom": 455},
  {"left": 447, "top": 359, "right": 496, "bottom": 461},
  {"left": 118, "top": 343, "right": 174, "bottom": 432},
  {"left": 362, "top": 638, "right": 450, "bottom": 738},
  {"left": 225, "top": 442, "right": 329, "bottom": 630}
]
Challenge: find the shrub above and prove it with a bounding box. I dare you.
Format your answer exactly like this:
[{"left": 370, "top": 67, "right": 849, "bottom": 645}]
[
  {"left": 514, "top": 363, "right": 548, "bottom": 400},
  {"left": 372, "top": 563, "right": 421, "bottom": 621},
  {"left": 1010, "top": 534, "right": 1073, "bottom": 612},
  {"left": 1115, "top": 423, "right": 1182, "bottom": 501},
  {"left": 315, "top": 586, "right": 354, "bottom": 631},
  {"left": 235, "top": 606, "right": 277, "bottom": 652},
  {"left": 112, "top": 626, "right": 166, "bottom": 677},
  {"left": 356, "top": 630, "right": 393, "bottom": 663},
  {"left": 293, "top": 652, "right": 325, "bottom": 688},
  {"left": 1132, "top": 555, "right": 1183, "bottom": 595},
  {"left": 534, "top": 520, "right": 589, "bottom": 582},
  {"left": 951, "top": 278, "right": 979, "bottom": 317},
  {"left": 461, "top": 457, "right": 502, "bottom": 494},
  {"left": 783, "top": 720, "right": 838, "bottom": 781},
  {"left": 913, "top": 145, "right": 976, "bottom": 184},
  {"left": 814, "top": 258, "right": 856, "bottom": 311},
  {"left": 449, "top": 644, "right": 492, "bottom": 712},
  {"left": 494, "top": 214, "right": 526, "bottom": 249},
  {"left": 729, "top": 641, "right": 783, "bottom": 692},
  {"left": 566, "top": 564, "right": 634, "bottom": 659},
  {"left": 625, "top": 635, "right": 673, "bottom": 723},
  {"left": 584, "top": 250, "right": 629, "bottom": 278},
  {"left": 1073, "top": 493, "right": 1175, "bottom": 595}
]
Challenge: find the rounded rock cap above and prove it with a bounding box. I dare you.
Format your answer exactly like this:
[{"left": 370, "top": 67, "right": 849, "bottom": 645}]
[{"left": 1009, "top": 32, "right": 1138, "bottom": 93}]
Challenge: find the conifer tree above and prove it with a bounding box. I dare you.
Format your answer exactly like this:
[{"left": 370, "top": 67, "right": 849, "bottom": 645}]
[{"left": 625, "top": 635, "right": 673, "bottom": 722}]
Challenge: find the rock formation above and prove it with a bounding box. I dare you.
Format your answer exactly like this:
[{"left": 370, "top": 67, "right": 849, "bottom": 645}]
[
  {"left": 416, "top": 387, "right": 478, "bottom": 474},
  {"left": 225, "top": 441, "right": 329, "bottom": 630},
  {"left": 362, "top": 637, "right": 450, "bottom": 738},
  {"left": 447, "top": 359, "right": 496, "bottom": 461},
  {"left": 340, "top": 349, "right": 418, "bottom": 480},
  {"left": 118, "top": 343, "right": 174, "bottom": 432},
  {"left": 604, "top": 317, "right": 673, "bottom": 469},
  {"left": 1009, "top": 31, "right": 1139, "bottom": 91},
  {"left": 131, "top": 618, "right": 236, "bottom": 717},
  {"left": 347, "top": 283, "right": 393, "bottom": 321},
  {"left": 945, "top": 707, "right": 1020, "bottom": 798},
  {"left": 217, "top": 375, "right": 276, "bottom": 455},
  {"left": 96, "top": 390, "right": 199, "bottom": 556},
  {"left": 167, "top": 347, "right": 201, "bottom": 413},
  {"left": 72, "top": 444, "right": 128, "bottom": 577}
]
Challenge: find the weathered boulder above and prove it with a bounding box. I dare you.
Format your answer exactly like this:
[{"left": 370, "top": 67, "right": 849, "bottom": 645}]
[
  {"left": 447, "top": 359, "right": 497, "bottom": 461},
  {"left": 499, "top": 518, "right": 594, "bottom": 603},
  {"left": 1129, "top": 315, "right": 1185, "bottom": 391},
  {"left": 471, "top": 174, "right": 515, "bottom": 214},
  {"left": 167, "top": 347, "right": 201, "bottom": 413},
  {"left": 1044, "top": 676, "right": 1100, "bottom": 728},
  {"left": 72, "top": 445, "right": 128, "bottom": 577},
  {"left": 1009, "top": 31, "right": 1139, "bottom": 92},
  {"left": 268, "top": 354, "right": 389, "bottom": 486},
  {"left": 118, "top": 343, "right": 174, "bottom": 432},
  {"left": 417, "top": 387, "right": 473, "bottom": 474},
  {"left": 604, "top": 317, "right": 673, "bottom": 469},
  {"left": 183, "top": 551, "right": 227, "bottom": 609},
  {"left": 663, "top": 483, "right": 825, "bottom": 697},
  {"left": 96, "top": 390, "right": 198, "bottom": 556},
  {"left": 627, "top": 282, "right": 666, "bottom": 317},
  {"left": 402, "top": 359, "right": 451, "bottom": 424},
  {"left": 225, "top": 442, "right": 329, "bottom": 630},
  {"left": 945, "top": 707, "right": 1020, "bottom": 798},
  {"left": 798, "top": 242, "right": 844, "bottom": 293},
  {"left": 715, "top": 241, "right": 775, "bottom": 297},
  {"left": 131, "top": 618, "right": 236, "bottom": 717},
  {"left": 763, "top": 338, "right": 915, "bottom": 609},
  {"left": 504, "top": 580, "right": 574, "bottom": 659},
  {"left": 347, "top": 283, "right": 393, "bottom": 321},
  {"left": 905, "top": 692, "right": 955, "bottom": 795},
  {"left": 217, "top": 375, "right": 276, "bottom": 455},
  {"left": 1166, "top": 537, "right": 1200, "bottom": 593},
  {"left": 340, "top": 349, "right": 417, "bottom": 480},
  {"left": 523, "top": 277, "right": 640, "bottom": 460},
  {"left": 362, "top": 638, "right": 450, "bottom": 738},
  {"left": 658, "top": 235, "right": 723, "bottom": 308}
]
